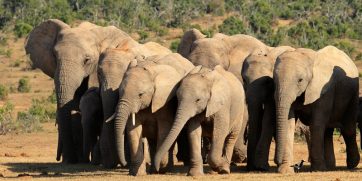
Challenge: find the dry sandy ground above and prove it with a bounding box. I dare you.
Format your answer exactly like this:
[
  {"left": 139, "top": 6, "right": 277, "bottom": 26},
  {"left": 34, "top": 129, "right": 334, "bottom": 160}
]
[{"left": 0, "top": 122, "right": 361, "bottom": 180}]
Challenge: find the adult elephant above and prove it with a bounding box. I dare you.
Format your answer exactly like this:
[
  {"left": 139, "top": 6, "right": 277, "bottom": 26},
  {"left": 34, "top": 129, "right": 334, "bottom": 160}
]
[
  {"left": 241, "top": 46, "right": 295, "bottom": 170},
  {"left": 154, "top": 65, "right": 247, "bottom": 176},
  {"left": 273, "top": 46, "right": 360, "bottom": 173},
  {"left": 358, "top": 98, "right": 362, "bottom": 149},
  {"left": 178, "top": 29, "right": 271, "bottom": 82},
  {"left": 25, "top": 19, "right": 132, "bottom": 163},
  {"left": 98, "top": 40, "right": 171, "bottom": 168},
  {"left": 106, "top": 53, "right": 194, "bottom": 175}
]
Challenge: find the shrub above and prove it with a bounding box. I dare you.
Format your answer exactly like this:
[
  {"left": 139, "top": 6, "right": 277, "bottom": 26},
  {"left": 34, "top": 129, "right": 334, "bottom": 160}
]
[
  {"left": 18, "top": 78, "right": 31, "bottom": 93},
  {"left": 0, "top": 102, "right": 15, "bottom": 135},
  {"left": 356, "top": 53, "right": 362, "bottom": 61},
  {"left": 14, "top": 22, "right": 33, "bottom": 38},
  {"left": 11, "top": 59, "right": 21, "bottom": 67},
  {"left": 28, "top": 98, "right": 56, "bottom": 122},
  {"left": 16, "top": 111, "right": 42, "bottom": 133},
  {"left": 0, "top": 84, "right": 9, "bottom": 100},
  {"left": 47, "top": 90, "right": 57, "bottom": 104},
  {"left": 218, "top": 16, "right": 246, "bottom": 35},
  {"left": 170, "top": 39, "right": 180, "bottom": 53},
  {"left": 138, "top": 30, "right": 149, "bottom": 42}
]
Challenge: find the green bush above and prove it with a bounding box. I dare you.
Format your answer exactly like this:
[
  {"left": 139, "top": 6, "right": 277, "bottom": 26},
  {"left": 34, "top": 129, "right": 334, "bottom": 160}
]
[
  {"left": 0, "top": 102, "right": 15, "bottom": 135},
  {"left": 11, "top": 59, "right": 21, "bottom": 67},
  {"left": 138, "top": 30, "right": 149, "bottom": 42},
  {"left": 16, "top": 111, "right": 42, "bottom": 133},
  {"left": 18, "top": 78, "right": 31, "bottom": 93},
  {"left": 170, "top": 39, "right": 180, "bottom": 53},
  {"left": 218, "top": 16, "right": 246, "bottom": 35},
  {"left": 14, "top": 22, "right": 33, "bottom": 38},
  {"left": 47, "top": 90, "right": 57, "bottom": 104},
  {"left": 356, "top": 53, "right": 362, "bottom": 61},
  {"left": 28, "top": 98, "right": 56, "bottom": 122},
  {"left": 0, "top": 84, "right": 9, "bottom": 100}
]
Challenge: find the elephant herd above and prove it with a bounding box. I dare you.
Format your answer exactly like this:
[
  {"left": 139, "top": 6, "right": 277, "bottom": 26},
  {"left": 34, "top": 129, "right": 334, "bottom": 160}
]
[{"left": 24, "top": 19, "right": 361, "bottom": 176}]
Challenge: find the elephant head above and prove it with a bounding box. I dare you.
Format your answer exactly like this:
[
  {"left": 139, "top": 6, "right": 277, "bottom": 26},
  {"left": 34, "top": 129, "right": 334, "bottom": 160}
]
[
  {"left": 179, "top": 29, "right": 270, "bottom": 82},
  {"left": 25, "top": 19, "right": 132, "bottom": 162},
  {"left": 154, "top": 65, "right": 231, "bottom": 171},
  {"left": 273, "top": 46, "right": 358, "bottom": 172},
  {"left": 110, "top": 54, "right": 193, "bottom": 166}
]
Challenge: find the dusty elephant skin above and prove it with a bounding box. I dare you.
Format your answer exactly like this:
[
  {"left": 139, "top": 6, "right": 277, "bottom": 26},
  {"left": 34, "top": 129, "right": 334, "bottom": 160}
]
[
  {"left": 242, "top": 46, "right": 296, "bottom": 171},
  {"left": 98, "top": 39, "right": 171, "bottom": 168},
  {"left": 79, "top": 87, "right": 103, "bottom": 164},
  {"left": 154, "top": 65, "right": 247, "bottom": 176},
  {"left": 25, "top": 19, "right": 132, "bottom": 163},
  {"left": 178, "top": 28, "right": 270, "bottom": 83},
  {"left": 273, "top": 46, "right": 360, "bottom": 173},
  {"left": 109, "top": 53, "right": 194, "bottom": 176}
]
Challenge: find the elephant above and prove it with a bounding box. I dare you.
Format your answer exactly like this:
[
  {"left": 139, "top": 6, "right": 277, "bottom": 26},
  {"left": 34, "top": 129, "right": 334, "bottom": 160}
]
[
  {"left": 241, "top": 46, "right": 295, "bottom": 170},
  {"left": 98, "top": 40, "right": 171, "bottom": 168},
  {"left": 79, "top": 87, "right": 103, "bottom": 164},
  {"left": 358, "top": 98, "right": 362, "bottom": 149},
  {"left": 273, "top": 46, "right": 360, "bottom": 173},
  {"left": 106, "top": 53, "right": 194, "bottom": 175},
  {"left": 178, "top": 28, "right": 270, "bottom": 82},
  {"left": 154, "top": 65, "right": 247, "bottom": 176},
  {"left": 25, "top": 19, "right": 132, "bottom": 163}
]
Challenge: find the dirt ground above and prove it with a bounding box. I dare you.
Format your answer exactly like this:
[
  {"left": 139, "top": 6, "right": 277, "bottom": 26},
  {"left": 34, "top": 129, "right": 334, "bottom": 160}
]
[{"left": 0, "top": 122, "right": 361, "bottom": 180}]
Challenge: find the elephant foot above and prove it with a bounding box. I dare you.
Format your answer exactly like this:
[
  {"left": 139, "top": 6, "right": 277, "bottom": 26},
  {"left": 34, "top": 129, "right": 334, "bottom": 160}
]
[
  {"left": 346, "top": 153, "right": 360, "bottom": 169},
  {"left": 187, "top": 167, "right": 204, "bottom": 176},
  {"left": 212, "top": 162, "right": 230, "bottom": 174},
  {"left": 278, "top": 163, "right": 294, "bottom": 174},
  {"left": 310, "top": 162, "right": 327, "bottom": 172},
  {"left": 129, "top": 163, "right": 147, "bottom": 176},
  {"left": 254, "top": 161, "right": 269, "bottom": 171}
]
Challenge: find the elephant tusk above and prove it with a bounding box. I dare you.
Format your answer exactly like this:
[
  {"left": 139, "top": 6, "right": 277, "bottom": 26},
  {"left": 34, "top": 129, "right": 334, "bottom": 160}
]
[
  {"left": 132, "top": 113, "right": 136, "bottom": 126},
  {"left": 105, "top": 113, "right": 116, "bottom": 123}
]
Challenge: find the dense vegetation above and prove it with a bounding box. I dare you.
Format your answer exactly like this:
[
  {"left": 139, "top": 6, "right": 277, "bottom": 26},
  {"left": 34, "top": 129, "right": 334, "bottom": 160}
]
[{"left": 0, "top": 0, "right": 361, "bottom": 56}]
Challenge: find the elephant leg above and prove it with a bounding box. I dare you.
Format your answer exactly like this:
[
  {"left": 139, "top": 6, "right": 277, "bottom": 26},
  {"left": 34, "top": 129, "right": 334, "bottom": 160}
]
[
  {"left": 324, "top": 128, "right": 336, "bottom": 169},
  {"left": 91, "top": 140, "right": 101, "bottom": 165},
  {"left": 127, "top": 122, "right": 147, "bottom": 176},
  {"left": 341, "top": 96, "right": 360, "bottom": 169},
  {"left": 310, "top": 123, "right": 327, "bottom": 171},
  {"left": 246, "top": 102, "right": 263, "bottom": 170},
  {"left": 187, "top": 118, "right": 203, "bottom": 176},
  {"left": 208, "top": 114, "right": 230, "bottom": 174},
  {"left": 255, "top": 99, "right": 275, "bottom": 171},
  {"left": 224, "top": 129, "right": 240, "bottom": 168},
  {"left": 100, "top": 122, "right": 118, "bottom": 168},
  {"left": 176, "top": 128, "right": 190, "bottom": 166}
]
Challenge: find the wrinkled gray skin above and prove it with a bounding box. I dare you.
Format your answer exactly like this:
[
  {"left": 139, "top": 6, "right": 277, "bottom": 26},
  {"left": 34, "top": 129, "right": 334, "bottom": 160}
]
[
  {"left": 178, "top": 29, "right": 270, "bottom": 82},
  {"left": 79, "top": 87, "right": 103, "bottom": 164},
  {"left": 273, "top": 46, "right": 360, "bottom": 173},
  {"left": 110, "top": 53, "right": 194, "bottom": 175},
  {"left": 25, "top": 19, "right": 131, "bottom": 163},
  {"left": 242, "top": 46, "right": 295, "bottom": 170},
  {"left": 98, "top": 41, "right": 171, "bottom": 168},
  {"left": 154, "top": 65, "right": 247, "bottom": 176}
]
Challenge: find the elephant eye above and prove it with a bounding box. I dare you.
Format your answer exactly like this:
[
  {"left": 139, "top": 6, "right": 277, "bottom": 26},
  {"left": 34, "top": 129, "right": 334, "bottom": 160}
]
[
  {"left": 195, "top": 98, "right": 200, "bottom": 103},
  {"left": 298, "top": 78, "right": 303, "bottom": 83},
  {"left": 84, "top": 56, "right": 91, "bottom": 65},
  {"left": 138, "top": 93, "right": 143, "bottom": 98}
]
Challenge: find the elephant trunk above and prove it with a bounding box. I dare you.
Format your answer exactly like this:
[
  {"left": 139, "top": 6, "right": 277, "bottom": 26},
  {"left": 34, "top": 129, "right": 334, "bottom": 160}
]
[
  {"left": 154, "top": 108, "right": 191, "bottom": 172},
  {"left": 114, "top": 100, "right": 131, "bottom": 166},
  {"left": 274, "top": 86, "right": 293, "bottom": 166},
  {"left": 55, "top": 62, "right": 85, "bottom": 163}
]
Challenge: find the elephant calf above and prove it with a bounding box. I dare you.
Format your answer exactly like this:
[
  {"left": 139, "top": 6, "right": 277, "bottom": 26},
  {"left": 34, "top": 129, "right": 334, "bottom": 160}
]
[
  {"left": 79, "top": 87, "right": 103, "bottom": 164},
  {"left": 154, "top": 65, "right": 247, "bottom": 176}
]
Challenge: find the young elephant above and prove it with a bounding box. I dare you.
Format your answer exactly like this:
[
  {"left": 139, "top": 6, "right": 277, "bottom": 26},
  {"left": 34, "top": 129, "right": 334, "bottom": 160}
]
[
  {"left": 154, "top": 65, "right": 247, "bottom": 176},
  {"left": 98, "top": 39, "right": 171, "bottom": 168},
  {"left": 107, "top": 53, "right": 194, "bottom": 175},
  {"left": 273, "top": 46, "right": 360, "bottom": 173},
  {"left": 241, "top": 46, "right": 295, "bottom": 170},
  {"left": 79, "top": 87, "right": 103, "bottom": 164}
]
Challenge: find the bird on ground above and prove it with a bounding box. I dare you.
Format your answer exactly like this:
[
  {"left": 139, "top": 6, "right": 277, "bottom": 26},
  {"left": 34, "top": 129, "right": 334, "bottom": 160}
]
[{"left": 290, "top": 160, "right": 305, "bottom": 173}]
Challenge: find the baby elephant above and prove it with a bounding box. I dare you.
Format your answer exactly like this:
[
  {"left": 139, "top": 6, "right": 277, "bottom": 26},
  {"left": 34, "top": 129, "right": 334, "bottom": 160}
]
[
  {"left": 79, "top": 87, "right": 103, "bottom": 164},
  {"left": 155, "top": 65, "right": 247, "bottom": 176}
]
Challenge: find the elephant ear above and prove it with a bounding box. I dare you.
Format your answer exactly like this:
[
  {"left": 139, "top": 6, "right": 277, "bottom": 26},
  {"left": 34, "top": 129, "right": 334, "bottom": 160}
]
[
  {"left": 206, "top": 65, "right": 230, "bottom": 117},
  {"left": 178, "top": 29, "right": 206, "bottom": 58},
  {"left": 25, "top": 19, "right": 70, "bottom": 78},
  {"left": 304, "top": 46, "right": 358, "bottom": 105},
  {"left": 150, "top": 65, "right": 183, "bottom": 113},
  {"left": 188, "top": 65, "right": 203, "bottom": 75},
  {"left": 269, "top": 46, "right": 295, "bottom": 61}
]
